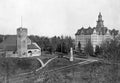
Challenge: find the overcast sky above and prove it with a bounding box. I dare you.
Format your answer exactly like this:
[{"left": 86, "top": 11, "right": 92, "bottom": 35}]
[{"left": 0, "top": 0, "right": 120, "bottom": 38}]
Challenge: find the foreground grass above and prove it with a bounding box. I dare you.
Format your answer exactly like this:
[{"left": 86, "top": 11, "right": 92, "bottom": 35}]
[
  {"left": 0, "top": 57, "right": 41, "bottom": 82},
  {"left": 41, "top": 60, "right": 120, "bottom": 83},
  {"left": 44, "top": 57, "right": 84, "bottom": 70},
  {"left": 3, "top": 56, "right": 120, "bottom": 83}
]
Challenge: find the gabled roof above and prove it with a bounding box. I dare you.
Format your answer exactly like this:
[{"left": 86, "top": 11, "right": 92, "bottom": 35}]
[
  {"left": 28, "top": 43, "right": 39, "bottom": 49},
  {"left": 0, "top": 35, "right": 17, "bottom": 49},
  {"left": 75, "top": 27, "right": 94, "bottom": 35},
  {"left": 0, "top": 35, "right": 40, "bottom": 51}
]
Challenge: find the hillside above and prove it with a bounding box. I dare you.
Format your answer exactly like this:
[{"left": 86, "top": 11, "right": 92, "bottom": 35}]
[{"left": 0, "top": 57, "right": 41, "bottom": 77}]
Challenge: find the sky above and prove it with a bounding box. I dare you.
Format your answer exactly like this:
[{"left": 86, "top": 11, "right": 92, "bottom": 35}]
[{"left": 0, "top": 0, "right": 120, "bottom": 38}]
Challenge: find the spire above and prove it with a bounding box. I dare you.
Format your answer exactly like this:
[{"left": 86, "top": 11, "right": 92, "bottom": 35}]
[
  {"left": 98, "top": 12, "right": 102, "bottom": 21},
  {"left": 96, "top": 12, "right": 104, "bottom": 28}
]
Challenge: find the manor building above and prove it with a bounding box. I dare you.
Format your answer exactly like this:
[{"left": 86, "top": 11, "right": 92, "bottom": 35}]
[{"left": 75, "top": 13, "right": 118, "bottom": 51}]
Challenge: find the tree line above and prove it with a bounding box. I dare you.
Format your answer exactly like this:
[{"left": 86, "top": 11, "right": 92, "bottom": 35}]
[{"left": 29, "top": 35, "right": 74, "bottom": 54}]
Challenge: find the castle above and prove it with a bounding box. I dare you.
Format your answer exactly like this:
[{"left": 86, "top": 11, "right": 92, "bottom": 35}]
[
  {"left": 75, "top": 13, "right": 119, "bottom": 51},
  {"left": 0, "top": 27, "right": 41, "bottom": 57}
]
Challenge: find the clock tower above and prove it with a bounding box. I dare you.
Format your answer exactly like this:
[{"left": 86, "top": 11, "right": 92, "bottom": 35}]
[
  {"left": 17, "top": 27, "right": 28, "bottom": 57},
  {"left": 96, "top": 12, "right": 104, "bottom": 28}
]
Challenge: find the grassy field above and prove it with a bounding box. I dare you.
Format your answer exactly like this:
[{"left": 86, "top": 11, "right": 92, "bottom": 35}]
[
  {"left": 1, "top": 53, "right": 120, "bottom": 83},
  {"left": 34, "top": 52, "right": 56, "bottom": 64},
  {"left": 44, "top": 57, "right": 85, "bottom": 70},
  {"left": 40, "top": 59, "right": 120, "bottom": 83},
  {"left": 0, "top": 57, "right": 41, "bottom": 82}
]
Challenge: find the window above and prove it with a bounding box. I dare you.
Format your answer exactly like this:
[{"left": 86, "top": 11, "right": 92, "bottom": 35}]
[{"left": 28, "top": 51, "right": 32, "bottom": 53}]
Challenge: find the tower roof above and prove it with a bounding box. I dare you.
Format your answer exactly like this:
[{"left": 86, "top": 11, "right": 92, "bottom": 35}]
[
  {"left": 98, "top": 12, "right": 103, "bottom": 21},
  {"left": 98, "top": 12, "right": 102, "bottom": 18},
  {"left": 17, "top": 27, "right": 27, "bottom": 30},
  {"left": 96, "top": 12, "right": 104, "bottom": 28}
]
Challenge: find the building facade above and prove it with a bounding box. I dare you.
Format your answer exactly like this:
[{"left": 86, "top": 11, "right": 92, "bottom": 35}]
[{"left": 75, "top": 13, "right": 119, "bottom": 51}]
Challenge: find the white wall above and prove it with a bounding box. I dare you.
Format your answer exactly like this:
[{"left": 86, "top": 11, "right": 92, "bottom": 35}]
[{"left": 27, "top": 49, "right": 41, "bottom": 57}]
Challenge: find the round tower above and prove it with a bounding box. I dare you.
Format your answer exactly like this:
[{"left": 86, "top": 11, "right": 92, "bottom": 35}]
[{"left": 17, "top": 27, "right": 28, "bottom": 57}]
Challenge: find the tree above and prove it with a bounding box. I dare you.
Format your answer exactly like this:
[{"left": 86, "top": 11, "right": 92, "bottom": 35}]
[
  {"left": 29, "top": 35, "right": 74, "bottom": 54},
  {"left": 78, "top": 41, "right": 81, "bottom": 52},
  {"left": 64, "top": 36, "right": 74, "bottom": 53},
  {"left": 84, "top": 39, "right": 94, "bottom": 56},
  {"left": 100, "top": 39, "right": 120, "bottom": 61},
  {"left": 56, "top": 42, "right": 67, "bottom": 54},
  {"left": 100, "top": 39, "right": 120, "bottom": 83},
  {"left": 0, "top": 35, "right": 4, "bottom": 43},
  {"left": 50, "top": 36, "right": 59, "bottom": 53},
  {"left": 61, "top": 42, "right": 67, "bottom": 53},
  {"left": 55, "top": 36, "right": 73, "bottom": 54},
  {"left": 95, "top": 45, "right": 100, "bottom": 56}
]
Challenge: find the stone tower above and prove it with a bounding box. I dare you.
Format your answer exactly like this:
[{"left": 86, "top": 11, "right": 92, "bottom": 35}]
[{"left": 17, "top": 27, "right": 28, "bottom": 57}]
